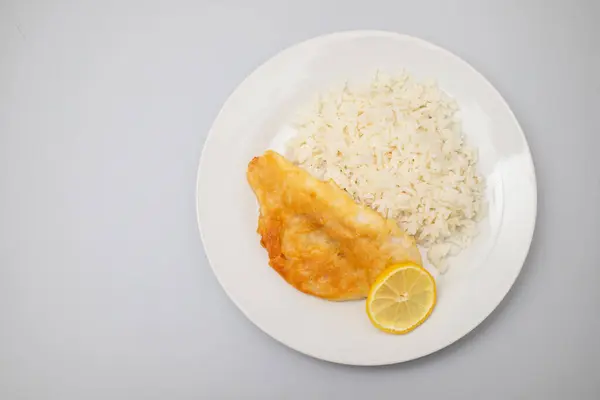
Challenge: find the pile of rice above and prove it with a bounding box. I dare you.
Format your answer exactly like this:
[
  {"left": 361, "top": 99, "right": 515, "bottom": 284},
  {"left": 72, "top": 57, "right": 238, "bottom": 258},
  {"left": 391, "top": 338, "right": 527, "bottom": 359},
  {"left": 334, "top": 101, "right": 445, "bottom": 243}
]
[{"left": 285, "top": 71, "right": 486, "bottom": 272}]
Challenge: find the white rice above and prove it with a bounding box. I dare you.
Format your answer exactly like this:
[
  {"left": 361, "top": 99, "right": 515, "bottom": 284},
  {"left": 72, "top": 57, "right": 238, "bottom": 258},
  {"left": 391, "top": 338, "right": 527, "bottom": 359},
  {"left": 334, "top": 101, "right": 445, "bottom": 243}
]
[{"left": 285, "top": 71, "right": 486, "bottom": 272}]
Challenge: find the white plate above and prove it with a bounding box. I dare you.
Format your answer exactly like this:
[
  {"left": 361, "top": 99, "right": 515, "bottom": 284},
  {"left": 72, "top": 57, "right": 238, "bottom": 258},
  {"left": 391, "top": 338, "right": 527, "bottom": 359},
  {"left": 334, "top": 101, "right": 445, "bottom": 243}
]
[{"left": 196, "top": 31, "right": 537, "bottom": 365}]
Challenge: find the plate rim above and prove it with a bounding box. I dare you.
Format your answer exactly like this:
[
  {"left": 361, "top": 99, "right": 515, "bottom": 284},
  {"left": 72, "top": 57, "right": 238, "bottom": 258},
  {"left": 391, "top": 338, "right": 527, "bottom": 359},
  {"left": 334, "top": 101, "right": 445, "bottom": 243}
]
[{"left": 196, "top": 30, "right": 538, "bottom": 366}]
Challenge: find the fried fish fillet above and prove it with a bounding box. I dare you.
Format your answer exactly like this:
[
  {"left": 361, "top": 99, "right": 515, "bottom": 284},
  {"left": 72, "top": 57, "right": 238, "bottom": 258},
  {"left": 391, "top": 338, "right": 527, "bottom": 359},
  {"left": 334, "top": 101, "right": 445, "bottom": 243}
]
[{"left": 247, "top": 150, "right": 422, "bottom": 301}]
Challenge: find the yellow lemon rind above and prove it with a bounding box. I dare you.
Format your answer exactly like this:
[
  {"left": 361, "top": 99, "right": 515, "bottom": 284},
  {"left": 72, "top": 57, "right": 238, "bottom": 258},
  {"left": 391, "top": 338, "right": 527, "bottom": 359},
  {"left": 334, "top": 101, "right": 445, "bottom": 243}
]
[{"left": 366, "top": 262, "right": 437, "bottom": 335}]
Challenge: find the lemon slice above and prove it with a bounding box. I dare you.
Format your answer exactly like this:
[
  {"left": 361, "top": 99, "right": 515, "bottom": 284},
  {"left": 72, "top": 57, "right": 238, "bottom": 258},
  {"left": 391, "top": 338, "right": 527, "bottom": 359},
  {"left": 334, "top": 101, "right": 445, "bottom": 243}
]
[{"left": 366, "top": 263, "right": 436, "bottom": 334}]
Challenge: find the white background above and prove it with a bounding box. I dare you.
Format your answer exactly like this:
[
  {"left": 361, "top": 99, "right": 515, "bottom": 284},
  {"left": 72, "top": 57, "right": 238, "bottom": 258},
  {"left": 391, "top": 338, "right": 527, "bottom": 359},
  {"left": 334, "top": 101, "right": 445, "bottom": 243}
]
[{"left": 1, "top": 0, "right": 599, "bottom": 398}]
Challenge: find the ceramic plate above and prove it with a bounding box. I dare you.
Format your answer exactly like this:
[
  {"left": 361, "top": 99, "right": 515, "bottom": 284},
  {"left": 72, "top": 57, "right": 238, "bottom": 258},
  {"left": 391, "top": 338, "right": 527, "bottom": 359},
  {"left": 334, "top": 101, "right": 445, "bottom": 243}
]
[{"left": 196, "top": 31, "right": 536, "bottom": 365}]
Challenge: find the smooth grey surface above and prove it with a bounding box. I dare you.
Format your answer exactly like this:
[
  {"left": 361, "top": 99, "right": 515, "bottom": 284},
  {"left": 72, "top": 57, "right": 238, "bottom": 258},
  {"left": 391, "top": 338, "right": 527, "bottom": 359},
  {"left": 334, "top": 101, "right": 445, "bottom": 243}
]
[{"left": 1, "top": 0, "right": 599, "bottom": 398}]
